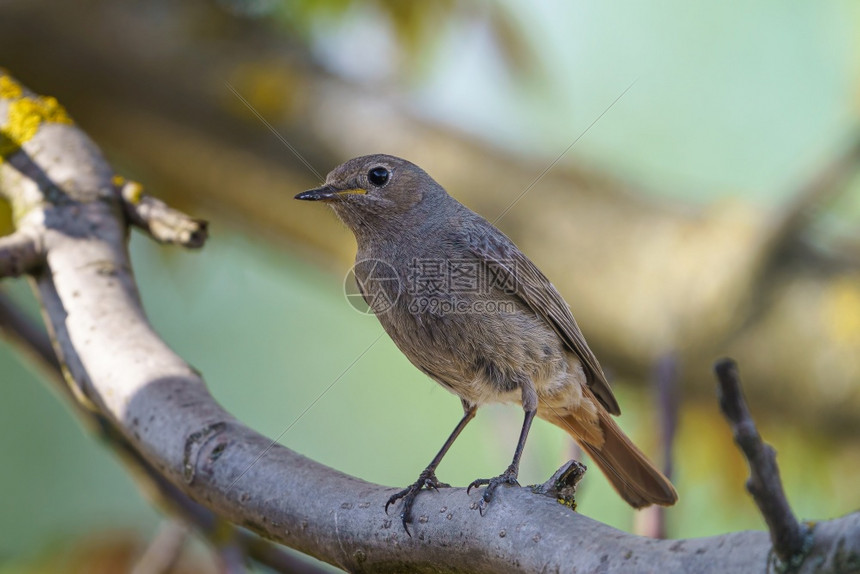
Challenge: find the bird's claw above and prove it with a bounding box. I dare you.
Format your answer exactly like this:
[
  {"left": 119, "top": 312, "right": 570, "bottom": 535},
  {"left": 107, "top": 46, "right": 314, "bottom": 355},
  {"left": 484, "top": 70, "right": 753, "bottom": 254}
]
[
  {"left": 385, "top": 469, "right": 449, "bottom": 535},
  {"left": 467, "top": 467, "right": 520, "bottom": 515}
]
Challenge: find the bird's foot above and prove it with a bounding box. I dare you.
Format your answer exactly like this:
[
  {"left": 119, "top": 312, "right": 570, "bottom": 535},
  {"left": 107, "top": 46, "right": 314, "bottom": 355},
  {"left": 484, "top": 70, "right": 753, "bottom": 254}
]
[
  {"left": 385, "top": 468, "right": 450, "bottom": 535},
  {"left": 467, "top": 464, "right": 519, "bottom": 515}
]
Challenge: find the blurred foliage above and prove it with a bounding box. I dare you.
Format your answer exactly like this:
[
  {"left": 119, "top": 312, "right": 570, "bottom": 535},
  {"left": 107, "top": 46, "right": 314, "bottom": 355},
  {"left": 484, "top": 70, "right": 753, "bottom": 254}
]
[
  {"left": 219, "top": 0, "right": 860, "bottom": 248},
  {"left": 814, "top": 172, "right": 860, "bottom": 255},
  {"left": 0, "top": 199, "right": 12, "bottom": 236},
  {"left": 0, "top": 530, "right": 224, "bottom": 574},
  {"left": 220, "top": 0, "right": 535, "bottom": 79},
  {"left": 1, "top": 533, "right": 165, "bottom": 574},
  {"left": 280, "top": 0, "right": 456, "bottom": 52}
]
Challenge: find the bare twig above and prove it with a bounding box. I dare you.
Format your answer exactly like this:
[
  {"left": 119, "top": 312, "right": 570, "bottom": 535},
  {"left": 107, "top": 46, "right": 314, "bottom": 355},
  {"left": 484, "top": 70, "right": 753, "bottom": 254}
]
[
  {"left": 0, "top": 230, "right": 43, "bottom": 278},
  {"left": 131, "top": 519, "right": 190, "bottom": 574},
  {"left": 242, "top": 537, "right": 331, "bottom": 574},
  {"left": 216, "top": 541, "right": 247, "bottom": 574},
  {"left": 655, "top": 354, "right": 679, "bottom": 483},
  {"left": 117, "top": 178, "right": 208, "bottom": 248},
  {"left": 715, "top": 358, "right": 813, "bottom": 570},
  {"left": 0, "top": 293, "right": 60, "bottom": 373},
  {"left": 531, "top": 459, "right": 587, "bottom": 509},
  {"left": 635, "top": 353, "right": 679, "bottom": 539}
]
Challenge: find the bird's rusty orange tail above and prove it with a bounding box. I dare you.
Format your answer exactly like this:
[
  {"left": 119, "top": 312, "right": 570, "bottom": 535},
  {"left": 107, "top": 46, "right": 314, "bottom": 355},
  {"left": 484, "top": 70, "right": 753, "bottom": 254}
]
[{"left": 548, "top": 407, "right": 678, "bottom": 508}]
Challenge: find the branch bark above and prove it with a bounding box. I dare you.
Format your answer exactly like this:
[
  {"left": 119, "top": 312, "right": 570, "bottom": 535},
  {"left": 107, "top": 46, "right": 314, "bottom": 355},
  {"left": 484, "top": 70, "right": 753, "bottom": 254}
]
[
  {"left": 715, "top": 359, "right": 813, "bottom": 570},
  {"left": 3, "top": 72, "right": 860, "bottom": 574},
  {"left": 117, "top": 177, "right": 208, "bottom": 248},
  {"left": 0, "top": 229, "right": 42, "bottom": 277},
  {"left": 0, "top": 73, "right": 322, "bottom": 574}
]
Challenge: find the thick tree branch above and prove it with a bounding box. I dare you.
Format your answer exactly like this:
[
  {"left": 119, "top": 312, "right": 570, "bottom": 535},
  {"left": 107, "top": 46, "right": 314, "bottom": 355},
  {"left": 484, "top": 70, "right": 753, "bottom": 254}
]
[
  {"left": 0, "top": 293, "right": 325, "bottom": 574},
  {"left": 715, "top": 358, "right": 813, "bottom": 570},
  {"left": 3, "top": 72, "right": 860, "bottom": 573}
]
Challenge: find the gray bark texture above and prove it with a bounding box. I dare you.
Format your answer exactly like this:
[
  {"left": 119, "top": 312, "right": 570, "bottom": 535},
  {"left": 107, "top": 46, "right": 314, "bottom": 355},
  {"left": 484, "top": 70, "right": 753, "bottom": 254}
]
[{"left": 2, "top": 73, "right": 859, "bottom": 574}]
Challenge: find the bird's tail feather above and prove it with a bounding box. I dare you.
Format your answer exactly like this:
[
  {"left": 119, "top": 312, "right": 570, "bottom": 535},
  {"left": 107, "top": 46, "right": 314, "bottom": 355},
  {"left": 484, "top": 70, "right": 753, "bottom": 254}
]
[{"left": 549, "top": 408, "right": 678, "bottom": 508}]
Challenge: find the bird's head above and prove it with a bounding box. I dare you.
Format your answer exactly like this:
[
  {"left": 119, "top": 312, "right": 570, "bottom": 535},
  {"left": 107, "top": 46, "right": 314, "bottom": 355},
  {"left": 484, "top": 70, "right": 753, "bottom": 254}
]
[{"left": 295, "top": 154, "right": 446, "bottom": 234}]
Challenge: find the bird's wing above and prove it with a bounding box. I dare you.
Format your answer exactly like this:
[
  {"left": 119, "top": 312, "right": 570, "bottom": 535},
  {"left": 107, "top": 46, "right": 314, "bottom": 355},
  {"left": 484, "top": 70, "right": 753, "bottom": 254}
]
[{"left": 467, "top": 226, "right": 621, "bottom": 415}]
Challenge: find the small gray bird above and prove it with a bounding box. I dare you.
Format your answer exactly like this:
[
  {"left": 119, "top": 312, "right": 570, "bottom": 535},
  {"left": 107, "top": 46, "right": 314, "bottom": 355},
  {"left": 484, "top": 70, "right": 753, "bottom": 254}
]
[{"left": 295, "top": 154, "right": 677, "bottom": 530}]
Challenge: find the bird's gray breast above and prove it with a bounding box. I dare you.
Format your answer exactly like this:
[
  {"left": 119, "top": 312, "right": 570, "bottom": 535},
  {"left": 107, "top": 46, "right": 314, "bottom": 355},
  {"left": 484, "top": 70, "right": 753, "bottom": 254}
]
[{"left": 353, "top": 244, "right": 568, "bottom": 403}]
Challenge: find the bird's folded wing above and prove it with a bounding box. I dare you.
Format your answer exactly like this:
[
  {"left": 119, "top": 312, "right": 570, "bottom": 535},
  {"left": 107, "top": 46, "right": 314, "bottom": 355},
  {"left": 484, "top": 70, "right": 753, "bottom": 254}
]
[{"left": 467, "top": 226, "right": 621, "bottom": 415}]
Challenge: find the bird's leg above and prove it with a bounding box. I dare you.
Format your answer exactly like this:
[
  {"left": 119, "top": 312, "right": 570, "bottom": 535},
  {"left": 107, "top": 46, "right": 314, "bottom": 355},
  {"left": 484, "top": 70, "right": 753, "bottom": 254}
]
[
  {"left": 386, "top": 402, "right": 477, "bottom": 534},
  {"left": 468, "top": 407, "right": 537, "bottom": 515}
]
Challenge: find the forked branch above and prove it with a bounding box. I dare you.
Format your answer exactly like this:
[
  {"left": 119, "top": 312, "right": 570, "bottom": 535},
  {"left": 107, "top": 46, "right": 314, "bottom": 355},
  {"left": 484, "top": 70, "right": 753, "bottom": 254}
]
[{"left": 715, "top": 358, "right": 814, "bottom": 570}]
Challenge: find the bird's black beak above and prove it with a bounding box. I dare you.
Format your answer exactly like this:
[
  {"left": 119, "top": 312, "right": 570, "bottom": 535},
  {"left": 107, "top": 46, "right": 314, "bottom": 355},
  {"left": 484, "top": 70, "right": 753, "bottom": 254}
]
[
  {"left": 295, "top": 185, "right": 368, "bottom": 201},
  {"left": 295, "top": 185, "right": 339, "bottom": 201}
]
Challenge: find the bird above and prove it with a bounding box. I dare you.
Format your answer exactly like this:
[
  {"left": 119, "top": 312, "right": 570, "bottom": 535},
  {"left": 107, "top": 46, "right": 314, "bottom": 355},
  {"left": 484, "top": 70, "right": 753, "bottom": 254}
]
[{"left": 295, "top": 154, "right": 677, "bottom": 531}]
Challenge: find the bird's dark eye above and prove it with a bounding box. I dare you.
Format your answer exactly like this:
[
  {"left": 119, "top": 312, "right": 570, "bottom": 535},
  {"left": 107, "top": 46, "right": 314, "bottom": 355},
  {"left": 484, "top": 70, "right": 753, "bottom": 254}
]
[{"left": 367, "top": 166, "right": 390, "bottom": 186}]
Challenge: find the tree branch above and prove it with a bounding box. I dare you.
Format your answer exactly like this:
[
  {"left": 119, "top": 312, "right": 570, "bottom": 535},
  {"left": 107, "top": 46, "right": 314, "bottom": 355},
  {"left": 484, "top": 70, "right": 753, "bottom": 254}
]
[
  {"left": 768, "top": 133, "right": 860, "bottom": 253},
  {"left": 635, "top": 353, "right": 679, "bottom": 539},
  {"left": 0, "top": 221, "right": 327, "bottom": 572},
  {"left": 0, "top": 293, "right": 325, "bottom": 573},
  {"left": 116, "top": 177, "right": 208, "bottom": 248},
  {"left": 0, "top": 229, "right": 43, "bottom": 278},
  {"left": 131, "top": 519, "right": 190, "bottom": 574},
  {"left": 715, "top": 358, "right": 814, "bottom": 570},
  {"left": 0, "top": 293, "right": 60, "bottom": 373},
  {"left": 2, "top": 71, "right": 860, "bottom": 573}
]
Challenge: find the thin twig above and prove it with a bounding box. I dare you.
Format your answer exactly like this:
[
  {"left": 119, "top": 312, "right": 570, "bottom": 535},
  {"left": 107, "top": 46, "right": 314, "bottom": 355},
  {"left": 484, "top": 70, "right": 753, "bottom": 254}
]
[
  {"left": 131, "top": 519, "right": 190, "bottom": 574},
  {"left": 635, "top": 353, "right": 679, "bottom": 539},
  {"left": 0, "top": 230, "right": 43, "bottom": 278},
  {"left": 118, "top": 179, "right": 208, "bottom": 248},
  {"left": 216, "top": 542, "right": 247, "bottom": 574},
  {"left": 714, "top": 358, "right": 812, "bottom": 569},
  {"left": 0, "top": 293, "right": 60, "bottom": 374},
  {"left": 656, "top": 354, "right": 679, "bottom": 484}
]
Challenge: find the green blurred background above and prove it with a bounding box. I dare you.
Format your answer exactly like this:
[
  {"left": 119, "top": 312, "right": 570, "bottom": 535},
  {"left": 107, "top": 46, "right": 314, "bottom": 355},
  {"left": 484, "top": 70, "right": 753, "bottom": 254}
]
[{"left": 1, "top": 0, "right": 859, "bottom": 571}]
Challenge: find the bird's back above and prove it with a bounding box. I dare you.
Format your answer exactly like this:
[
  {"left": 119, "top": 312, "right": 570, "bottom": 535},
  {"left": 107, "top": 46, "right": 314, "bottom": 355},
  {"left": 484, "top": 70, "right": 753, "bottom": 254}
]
[{"left": 354, "top": 199, "right": 573, "bottom": 406}]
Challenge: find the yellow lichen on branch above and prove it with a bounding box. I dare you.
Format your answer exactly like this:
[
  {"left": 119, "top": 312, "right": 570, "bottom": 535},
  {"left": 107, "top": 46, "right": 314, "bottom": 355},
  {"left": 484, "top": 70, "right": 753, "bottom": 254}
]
[
  {"left": 0, "top": 75, "right": 23, "bottom": 99},
  {"left": 0, "top": 71, "right": 74, "bottom": 163},
  {"left": 113, "top": 174, "right": 145, "bottom": 205}
]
